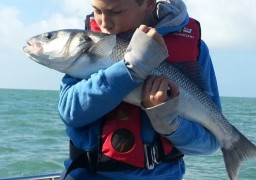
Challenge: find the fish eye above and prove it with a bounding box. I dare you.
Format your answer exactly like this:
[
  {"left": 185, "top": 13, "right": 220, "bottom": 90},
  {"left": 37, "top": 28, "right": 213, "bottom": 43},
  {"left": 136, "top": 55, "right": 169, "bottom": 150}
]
[{"left": 43, "top": 32, "right": 56, "bottom": 40}]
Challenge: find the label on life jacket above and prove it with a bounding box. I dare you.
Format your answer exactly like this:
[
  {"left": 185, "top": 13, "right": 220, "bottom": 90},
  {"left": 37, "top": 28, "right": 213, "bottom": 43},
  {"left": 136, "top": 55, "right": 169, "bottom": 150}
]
[{"left": 164, "top": 18, "right": 200, "bottom": 62}]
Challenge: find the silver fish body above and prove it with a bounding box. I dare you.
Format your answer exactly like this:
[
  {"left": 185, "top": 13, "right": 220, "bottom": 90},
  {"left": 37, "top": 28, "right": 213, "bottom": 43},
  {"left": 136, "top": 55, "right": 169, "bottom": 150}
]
[{"left": 23, "top": 29, "right": 256, "bottom": 180}]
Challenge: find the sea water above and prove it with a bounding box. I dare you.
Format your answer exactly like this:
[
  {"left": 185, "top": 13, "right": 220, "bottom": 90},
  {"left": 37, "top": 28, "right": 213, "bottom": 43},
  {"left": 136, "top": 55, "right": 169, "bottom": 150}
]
[{"left": 0, "top": 89, "right": 255, "bottom": 179}]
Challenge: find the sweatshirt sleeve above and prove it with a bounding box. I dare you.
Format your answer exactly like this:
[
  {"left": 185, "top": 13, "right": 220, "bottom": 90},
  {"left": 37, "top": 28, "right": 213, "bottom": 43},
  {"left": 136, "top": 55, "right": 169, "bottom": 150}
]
[
  {"left": 58, "top": 60, "right": 140, "bottom": 128},
  {"left": 164, "top": 40, "right": 221, "bottom": 155}
]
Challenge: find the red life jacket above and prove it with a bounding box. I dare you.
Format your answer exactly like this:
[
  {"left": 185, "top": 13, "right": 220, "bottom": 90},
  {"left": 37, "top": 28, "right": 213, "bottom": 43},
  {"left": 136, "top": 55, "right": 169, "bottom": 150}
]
[
  {"left": 63, "top": 17, "right": 202, "bottom": 179},
  {"left": 89, "top": 16, "right": 200, "bottom": 63},
  {"left": 88, "top": 17, "right": 201, "bottom": 168},
  {"left": 164, "top": 18, "right": 200, "bottom": 62}
]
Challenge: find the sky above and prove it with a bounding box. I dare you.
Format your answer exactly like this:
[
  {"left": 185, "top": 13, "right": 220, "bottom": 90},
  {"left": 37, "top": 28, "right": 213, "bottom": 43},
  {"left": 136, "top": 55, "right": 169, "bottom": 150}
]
[{"left": 0, "top": 0, "right": 256, "bottom": 98}]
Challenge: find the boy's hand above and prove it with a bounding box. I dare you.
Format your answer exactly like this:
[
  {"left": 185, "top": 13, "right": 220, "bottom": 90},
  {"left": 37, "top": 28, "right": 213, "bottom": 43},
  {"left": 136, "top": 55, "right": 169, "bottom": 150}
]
[
  {"left": 138, "top": 25, "right": 167, "bottom": 51},
  {"left": 142, "top": 75, "right": 180, "bottom": 135},
  {"left": 142, "top": 75, "right": 179, "bottom": 108},
  {"left": 124, "top": 25, "right": 168, "bottom": 81}
]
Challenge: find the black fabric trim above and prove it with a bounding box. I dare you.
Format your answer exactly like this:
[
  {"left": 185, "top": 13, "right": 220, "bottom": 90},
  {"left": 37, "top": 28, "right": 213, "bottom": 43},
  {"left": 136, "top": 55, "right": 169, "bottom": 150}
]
[{"left": 84, "top": 13, "right": 93, "bottom": 30}]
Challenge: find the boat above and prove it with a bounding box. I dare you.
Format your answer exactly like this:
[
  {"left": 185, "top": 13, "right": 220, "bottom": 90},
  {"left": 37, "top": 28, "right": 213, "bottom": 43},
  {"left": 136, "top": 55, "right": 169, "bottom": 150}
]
[{"left": 0, "top": 173, "right": 60, "bottom": 180}]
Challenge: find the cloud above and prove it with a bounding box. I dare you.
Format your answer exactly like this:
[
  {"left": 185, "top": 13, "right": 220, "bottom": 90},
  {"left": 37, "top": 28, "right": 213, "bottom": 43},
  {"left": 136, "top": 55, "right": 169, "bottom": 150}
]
[
  {"left": 61, "top": 0, "right": 93, "bottom": 17},
  {"left": 3, "top": 0, "right": 252, "bottom": 52},
  {"left": 0, "top": 6, "right": 84, "bottom": 53},
  {"left": 0, "top": 0, "right": 97, "bottom": 90},
  {"left": 0, "top": 6, "right": 25, "bottom": 52},
  {"left": 0, "top": 4, "right": 86, "bottom": 90},
  {"left": 60, "top": 0, "right": 256, "bottom": 51},
  {"left": 29, "top": 13, "right": 83, "bottom": 34},
  {"left": 0, "top": 0, "right": 255, "bottom": 95},
  {"left": 183, "top": 0, "right": 256, "bottom": 50}
]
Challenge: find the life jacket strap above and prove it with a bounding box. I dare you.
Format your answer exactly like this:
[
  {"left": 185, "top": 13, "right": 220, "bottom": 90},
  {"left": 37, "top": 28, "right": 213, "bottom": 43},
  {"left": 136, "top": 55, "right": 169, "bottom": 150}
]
[
  {"left": 63, "top": 140, "right": 183, "bottom": 179},
  {"left": 144, "top": 144, "right": 161, "bottom": 170}
]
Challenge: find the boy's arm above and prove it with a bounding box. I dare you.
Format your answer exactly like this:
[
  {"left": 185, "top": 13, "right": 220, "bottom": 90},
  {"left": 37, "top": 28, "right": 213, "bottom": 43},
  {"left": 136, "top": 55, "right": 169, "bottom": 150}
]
[
  {"left": 58, "top": 27, "right": 168, "bottom": 128},
  {"left": 144, "top": 40, "right": 221, "bottom": 154}
]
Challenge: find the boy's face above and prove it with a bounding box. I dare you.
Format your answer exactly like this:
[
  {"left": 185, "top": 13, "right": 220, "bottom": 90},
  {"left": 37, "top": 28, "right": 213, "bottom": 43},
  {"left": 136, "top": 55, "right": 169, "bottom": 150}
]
[{"left": 91, "top": 0, "right": 154, "bottom": 34}]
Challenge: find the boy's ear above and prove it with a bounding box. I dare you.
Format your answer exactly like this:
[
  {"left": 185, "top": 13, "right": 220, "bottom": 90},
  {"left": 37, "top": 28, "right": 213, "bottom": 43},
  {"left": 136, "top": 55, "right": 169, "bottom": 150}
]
[{"left": 145, "top": 0, "right": 156, "bottom": 11}]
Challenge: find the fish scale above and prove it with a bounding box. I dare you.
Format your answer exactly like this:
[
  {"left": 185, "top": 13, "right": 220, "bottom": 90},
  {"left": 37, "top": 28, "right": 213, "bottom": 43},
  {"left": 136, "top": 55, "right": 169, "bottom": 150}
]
[
  {"left": 153, "top": 61, "right": 234, "bottom": 137},
  {"left": 23, "top": 29, "right": 256, "bottom": 180},
  {"left": 169, "top": 63, "right": 235, "bottom": 139}
]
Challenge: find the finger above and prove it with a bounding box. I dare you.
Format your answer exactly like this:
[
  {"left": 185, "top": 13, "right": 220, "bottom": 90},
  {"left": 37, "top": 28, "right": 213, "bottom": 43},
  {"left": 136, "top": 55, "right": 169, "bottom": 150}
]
[
  {"left": 146, "top": 27, "right": 157, "bottom": 37},
  {"left": 150, "top": 75, "right": 166, "bottom": 94},
  {"left": 158, "top": 78, "right": 171, "bottom": 94},
  {"left": 138, "top": 25, "right": 157, "bottom": 38},
  {"left": 138, "top": 24, "right": 152, "bottom": 33},
  {"left": 138, "top": 25, "right": 167, "bottom": 51},
  {"left": 168, "top": 82, "right": 180, "bottom": 98},
  {"left": 143, "top": 76, "right": 155, "bottom": 94},
  {"left": 157, "top": 75, "right": 177, "bottom": 98}
]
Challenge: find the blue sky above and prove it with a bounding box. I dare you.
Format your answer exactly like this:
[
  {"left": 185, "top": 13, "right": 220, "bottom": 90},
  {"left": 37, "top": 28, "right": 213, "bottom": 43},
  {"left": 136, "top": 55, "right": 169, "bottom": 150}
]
[{"left": 0, "top": 0, "right": 256, "bottom": 97}]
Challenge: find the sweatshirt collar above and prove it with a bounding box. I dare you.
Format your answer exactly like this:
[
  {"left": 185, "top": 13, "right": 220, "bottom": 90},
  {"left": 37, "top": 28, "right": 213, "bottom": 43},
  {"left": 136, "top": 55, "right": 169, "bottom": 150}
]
[{"left": 154, "top": 0, "right": 189, "bottom": 35}]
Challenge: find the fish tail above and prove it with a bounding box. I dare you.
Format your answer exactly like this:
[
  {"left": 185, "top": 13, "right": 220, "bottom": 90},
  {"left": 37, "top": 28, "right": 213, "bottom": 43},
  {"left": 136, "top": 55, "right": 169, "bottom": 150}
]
[{"left": 222, "top": 128, "right": 256, "bottom": 180}]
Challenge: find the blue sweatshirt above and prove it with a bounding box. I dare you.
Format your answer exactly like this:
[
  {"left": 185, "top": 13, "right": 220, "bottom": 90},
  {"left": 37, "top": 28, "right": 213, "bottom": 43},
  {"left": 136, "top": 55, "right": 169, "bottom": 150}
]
[{"left": 58, "top": 1, "right": 221, "bottom": 179}]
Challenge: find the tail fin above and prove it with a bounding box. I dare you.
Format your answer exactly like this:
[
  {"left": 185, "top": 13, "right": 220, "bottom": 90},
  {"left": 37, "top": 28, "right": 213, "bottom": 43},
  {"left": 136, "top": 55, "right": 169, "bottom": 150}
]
[{"left": 221, "top": 128, "right": 256, "bottom": 180}]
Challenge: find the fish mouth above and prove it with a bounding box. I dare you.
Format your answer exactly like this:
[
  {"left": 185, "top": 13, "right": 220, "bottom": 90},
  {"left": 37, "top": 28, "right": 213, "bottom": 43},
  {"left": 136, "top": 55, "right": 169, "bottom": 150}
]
[{"left": 23, "top": 39, "right": 43, "bottom": 55}]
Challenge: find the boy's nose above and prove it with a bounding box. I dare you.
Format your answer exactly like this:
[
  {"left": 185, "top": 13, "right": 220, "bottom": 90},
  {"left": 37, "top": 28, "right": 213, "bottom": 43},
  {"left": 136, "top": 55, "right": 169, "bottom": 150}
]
[{"left": 101, "top": 15, "right": 113, "bottom": 30}]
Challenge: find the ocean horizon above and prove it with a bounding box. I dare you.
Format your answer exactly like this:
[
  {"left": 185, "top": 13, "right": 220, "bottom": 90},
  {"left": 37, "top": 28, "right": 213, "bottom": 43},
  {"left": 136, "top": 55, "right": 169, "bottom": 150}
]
[{"left": 0, "top": 88, "right": 255, "bottom": 179}]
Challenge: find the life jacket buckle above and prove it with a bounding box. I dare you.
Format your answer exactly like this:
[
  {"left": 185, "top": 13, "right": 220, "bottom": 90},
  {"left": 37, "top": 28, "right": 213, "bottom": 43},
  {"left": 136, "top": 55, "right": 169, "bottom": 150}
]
[
  {"left": 152, "top": 144, "right": 162, "bottom": 164},
  {"left": 144, "top": 144, "right": 154, "bottom": 170},
  {"left": 144, "top": 144, "right": 162, "bottom": 170}
]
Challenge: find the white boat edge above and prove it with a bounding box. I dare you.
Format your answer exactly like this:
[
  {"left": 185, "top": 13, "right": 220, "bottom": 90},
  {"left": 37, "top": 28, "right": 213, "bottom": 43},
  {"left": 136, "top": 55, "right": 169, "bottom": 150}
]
[
  {"left": 0, "top": 173, "right": 61, "bottom": 180},
  {"left": 0, "top": 173, "right": 188, "bottom": 180}
]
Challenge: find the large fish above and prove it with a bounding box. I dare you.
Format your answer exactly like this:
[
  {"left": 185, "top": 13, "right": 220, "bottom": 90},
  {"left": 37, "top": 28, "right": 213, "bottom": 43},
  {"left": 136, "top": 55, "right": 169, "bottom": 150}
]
[{"left": 23, "top": 29, "right": 256, "bottom": 180}]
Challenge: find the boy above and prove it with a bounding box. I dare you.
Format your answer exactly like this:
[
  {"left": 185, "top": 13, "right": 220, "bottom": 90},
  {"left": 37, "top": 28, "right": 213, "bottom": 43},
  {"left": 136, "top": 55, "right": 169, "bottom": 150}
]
[{"left": 59, "top": 0, "right": 221, "bottom": 179}]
